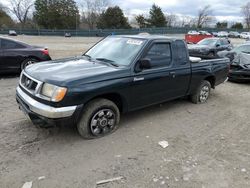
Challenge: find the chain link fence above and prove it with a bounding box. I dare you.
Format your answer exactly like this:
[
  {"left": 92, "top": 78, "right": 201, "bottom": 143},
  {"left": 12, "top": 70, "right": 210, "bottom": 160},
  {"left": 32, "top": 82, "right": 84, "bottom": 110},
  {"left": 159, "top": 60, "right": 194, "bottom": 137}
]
[{"left": 0, "top": 27, "right": 247, "bottom": 37}]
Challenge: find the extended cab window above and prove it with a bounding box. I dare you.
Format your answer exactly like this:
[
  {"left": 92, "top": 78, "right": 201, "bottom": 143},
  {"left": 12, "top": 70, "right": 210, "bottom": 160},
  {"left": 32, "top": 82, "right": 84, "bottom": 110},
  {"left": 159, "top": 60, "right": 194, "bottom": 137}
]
[
  {"left": 144, "top": 43, "right": 171, "bottom": 69},
  {"left": 1, "top": 39, "right": 24, "bottom": 49},
  {"left": 175, "top": 40, "right": 188, "bottom": 65}
]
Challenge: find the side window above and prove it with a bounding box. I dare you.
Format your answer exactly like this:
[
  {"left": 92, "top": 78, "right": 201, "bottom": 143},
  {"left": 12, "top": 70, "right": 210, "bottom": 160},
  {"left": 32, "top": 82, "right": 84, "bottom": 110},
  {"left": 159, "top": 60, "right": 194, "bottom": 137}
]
[
  {"left": 175, "top": 40, "right": 188, "bottom": 65},
  {"left": 1, "top": 39, "right": 23, "bottom": 49},
  {"left": 217, "top": 40, "right": 222, "bottom": 46},
  {"left": 221, "top": 39, "right": 229, "bottom": 45},
  {"left": 144, "top": 43, "right": 171, "bottom": 69}
]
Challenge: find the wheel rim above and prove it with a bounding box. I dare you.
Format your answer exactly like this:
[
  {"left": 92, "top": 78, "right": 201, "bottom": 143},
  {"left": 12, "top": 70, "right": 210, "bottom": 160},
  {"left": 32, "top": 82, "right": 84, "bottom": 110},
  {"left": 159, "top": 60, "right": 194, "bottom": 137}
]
[
  {"left": 199, "top": 85, "right": 209, "bottom": 103},
  {"left": 25, "top": 60, "right": 35, "bottom": 67},
  {"left": 90, "top": 109, "right": 116, "bottom": 136}
]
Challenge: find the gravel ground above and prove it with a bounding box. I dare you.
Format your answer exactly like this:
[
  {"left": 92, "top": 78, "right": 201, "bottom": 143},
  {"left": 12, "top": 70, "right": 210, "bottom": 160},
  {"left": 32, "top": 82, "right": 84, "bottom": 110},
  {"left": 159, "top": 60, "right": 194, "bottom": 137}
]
[{"left": 0, "top": 35, "right": 249, "bottom": 188}]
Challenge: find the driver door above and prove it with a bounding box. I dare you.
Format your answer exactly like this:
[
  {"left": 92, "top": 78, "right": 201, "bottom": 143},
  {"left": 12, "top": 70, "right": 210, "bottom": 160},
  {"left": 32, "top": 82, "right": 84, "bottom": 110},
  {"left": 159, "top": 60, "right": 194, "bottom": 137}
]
[{"left": 129, "top": 41, "right": 178, "bottom": 110}]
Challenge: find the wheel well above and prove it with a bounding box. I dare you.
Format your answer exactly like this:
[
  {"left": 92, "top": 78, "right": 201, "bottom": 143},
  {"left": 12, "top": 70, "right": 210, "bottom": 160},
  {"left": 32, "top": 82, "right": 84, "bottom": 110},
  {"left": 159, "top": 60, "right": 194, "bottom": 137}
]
[
  {"left": 20, "top": 56, "right": 40, "bottom": 69},
  {"left": 91, "top": 93, "right": 124, "bottom": 113},
  {"left": 204, "top": 76, "right": 215, "bottom": 88},
  {"left": 27, "top": 56, "right": 40, "bottom": 61}
]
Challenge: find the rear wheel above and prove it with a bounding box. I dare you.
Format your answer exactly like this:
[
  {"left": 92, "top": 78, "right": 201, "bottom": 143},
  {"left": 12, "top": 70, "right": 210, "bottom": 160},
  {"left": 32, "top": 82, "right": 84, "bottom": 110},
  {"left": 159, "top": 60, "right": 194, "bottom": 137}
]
[
  {"left": 77, "top": 98, "right": 120, "bottom": 139},
  {"left": 190, "top": 80, "right": 211, "bottom": 104},
  {"left": 21, "top": 58, "right": 38, "bottom": 70}
]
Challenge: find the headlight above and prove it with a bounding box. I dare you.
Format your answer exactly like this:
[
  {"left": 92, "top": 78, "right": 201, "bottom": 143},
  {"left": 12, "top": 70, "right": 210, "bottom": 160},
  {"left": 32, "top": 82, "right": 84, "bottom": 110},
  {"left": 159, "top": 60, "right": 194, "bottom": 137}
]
[{"left": 41, "top": 83, "right": 67, "bottom": 102}]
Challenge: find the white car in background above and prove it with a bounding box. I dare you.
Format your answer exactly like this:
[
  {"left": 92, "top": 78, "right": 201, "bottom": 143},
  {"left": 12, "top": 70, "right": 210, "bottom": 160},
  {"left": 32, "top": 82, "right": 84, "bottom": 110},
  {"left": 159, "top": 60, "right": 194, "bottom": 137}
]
[
  {"left": 198, "top": 30, "right": 211, "bottom": 35},
  {"left": 217, "top": 31, "right": 229, "bottom": 37},
  {"left": 8, "top": 30, "right": 17, "bottom": 36},
  {"left": 187, "top": 30, "right": 199, "bottom": 35},
  {"left": 240, "top": 32, "right": 250, "bottom": 39}
]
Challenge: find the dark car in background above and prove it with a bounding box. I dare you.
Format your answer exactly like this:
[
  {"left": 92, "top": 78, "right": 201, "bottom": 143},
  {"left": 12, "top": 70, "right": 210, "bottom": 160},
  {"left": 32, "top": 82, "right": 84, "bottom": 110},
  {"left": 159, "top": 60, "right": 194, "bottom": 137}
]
[
  {"left": 218, "top": 43, "right": 250, "bottom": 82},
  {"left": 0, "top": 37, "right": 51, "bottom": 73},
  {"left": 188, "top": 38, "right": 233, "bottom": 58},
  {"left": 229, "top": 53, "right": 250, "bottom": 82},
  {"left": 218, "top": 43, "right": 250, "bottom": 61}
]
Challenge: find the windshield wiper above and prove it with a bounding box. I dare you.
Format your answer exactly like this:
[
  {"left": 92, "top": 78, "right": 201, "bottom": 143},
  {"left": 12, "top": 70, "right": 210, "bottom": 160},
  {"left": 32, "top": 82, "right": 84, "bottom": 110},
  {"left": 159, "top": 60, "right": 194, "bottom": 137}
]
[
  {"left": 82, "top": 54, "right": 92, "bottom": 59},
  {"left": 95, "top": 58, "right": 119, "bottom": 67},
  {"left": 242, "top": 51, "right": 250, "bottom": 54}
]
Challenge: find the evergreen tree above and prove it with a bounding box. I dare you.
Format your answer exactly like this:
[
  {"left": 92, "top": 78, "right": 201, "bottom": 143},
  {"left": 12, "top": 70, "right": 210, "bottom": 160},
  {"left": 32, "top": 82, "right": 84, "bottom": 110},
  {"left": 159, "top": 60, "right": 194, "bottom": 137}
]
[
  {"left": 97, "top": 6, "right": 131, "bottom": 29},
  {"left": 231, "top": 22, "right": 243, "bottom": 29},
  {"left": 148, "top": 4, "right": 166, "bottom": 27},
  {"left": 0, "top": 7, "right": 14, "bottom": 28},
  {"left": 135, "top": 14, "right": 148, "bottom": 28},
  {"left": 216, "top": 22, "right": 228, "bottom": 29},
  {"left": 34, "top": 0, "right": 80, "bottom": 29}
]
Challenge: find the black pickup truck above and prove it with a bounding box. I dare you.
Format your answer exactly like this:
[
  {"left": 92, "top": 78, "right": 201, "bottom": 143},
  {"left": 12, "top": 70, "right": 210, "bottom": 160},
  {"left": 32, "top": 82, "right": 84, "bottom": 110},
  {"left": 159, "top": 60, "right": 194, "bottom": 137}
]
[{"left": 16, "top": 35, "right": 230, "bottom": 139}]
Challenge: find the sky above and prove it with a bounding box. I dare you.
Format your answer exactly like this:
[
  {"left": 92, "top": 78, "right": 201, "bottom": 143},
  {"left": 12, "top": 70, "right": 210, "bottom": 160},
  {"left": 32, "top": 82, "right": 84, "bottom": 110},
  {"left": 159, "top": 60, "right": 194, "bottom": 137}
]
[
  {"left": 1, "top": 0, "right": 247, "bottom": 23},
  {"left": 112, "top": 0, "right": 246, "bottom": 22}
]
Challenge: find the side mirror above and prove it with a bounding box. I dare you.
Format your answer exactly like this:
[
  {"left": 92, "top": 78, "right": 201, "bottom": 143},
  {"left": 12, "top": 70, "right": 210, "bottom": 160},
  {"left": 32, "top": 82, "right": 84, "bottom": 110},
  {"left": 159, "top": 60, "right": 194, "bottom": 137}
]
[
  {"left": 216, "top": 44, "right": 220, "bottom": 47},
  {"left": 139, "top": 58, "right": 151, "bottom": 69},
  {"left": 135, "top": 58, "right": 151, "bottom": 72}
]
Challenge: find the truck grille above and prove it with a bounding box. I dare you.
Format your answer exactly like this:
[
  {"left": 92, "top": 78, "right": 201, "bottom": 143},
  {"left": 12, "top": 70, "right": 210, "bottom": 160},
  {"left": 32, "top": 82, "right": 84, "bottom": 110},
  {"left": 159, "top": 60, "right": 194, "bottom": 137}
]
[
  {"left": 21, "top": 74, "right": 38, "bottom": 91},
  {"left": 20, "top": 72, "right": 42, "bottom": 95}
]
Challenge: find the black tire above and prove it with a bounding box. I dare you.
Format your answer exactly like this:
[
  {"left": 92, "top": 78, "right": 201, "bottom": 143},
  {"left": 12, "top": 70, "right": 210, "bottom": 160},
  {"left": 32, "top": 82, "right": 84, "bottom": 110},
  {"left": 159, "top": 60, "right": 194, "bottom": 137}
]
[
  {"left": 21, "top": 58, "right": 38, "bottom": 70},
  {"left": 77, "top": 98, "right": 120, "bottom": 139},
  {"left": 207, "top": 52, "right": 215, "bottom": 59},
  {"left": 190, "top": 80, "right": 211, "bottom": 104}
]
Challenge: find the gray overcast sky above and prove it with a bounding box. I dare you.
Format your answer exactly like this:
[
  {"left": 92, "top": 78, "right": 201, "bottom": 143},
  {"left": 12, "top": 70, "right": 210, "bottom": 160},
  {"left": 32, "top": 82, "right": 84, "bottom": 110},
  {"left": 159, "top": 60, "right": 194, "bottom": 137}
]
[
  {"left": 112, "top": 0, "right": 246, "bottom": 22},
  {"left": 1, "top": 0, "right": 247, "bottom": 22}
]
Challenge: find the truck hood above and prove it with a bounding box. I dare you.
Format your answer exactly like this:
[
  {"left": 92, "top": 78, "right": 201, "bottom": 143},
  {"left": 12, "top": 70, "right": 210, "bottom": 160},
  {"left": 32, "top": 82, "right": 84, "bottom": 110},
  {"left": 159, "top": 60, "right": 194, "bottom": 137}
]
[{"left": 25, "top": 56, "right": 130, "bottom": 86}]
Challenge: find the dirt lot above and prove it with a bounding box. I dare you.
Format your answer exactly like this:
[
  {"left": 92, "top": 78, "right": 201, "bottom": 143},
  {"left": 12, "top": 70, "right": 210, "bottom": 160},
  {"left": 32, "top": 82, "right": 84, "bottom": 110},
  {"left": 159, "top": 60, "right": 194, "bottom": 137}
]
[{"left": 0, "top": 35, "right": 250, "bottom": 188}]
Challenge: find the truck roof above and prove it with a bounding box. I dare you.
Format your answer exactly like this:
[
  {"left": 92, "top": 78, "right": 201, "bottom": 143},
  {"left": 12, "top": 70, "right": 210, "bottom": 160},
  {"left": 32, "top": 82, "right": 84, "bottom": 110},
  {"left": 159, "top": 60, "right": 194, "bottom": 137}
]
[{"left": 113, "top": 34, "right": 180, "bottom": 41}]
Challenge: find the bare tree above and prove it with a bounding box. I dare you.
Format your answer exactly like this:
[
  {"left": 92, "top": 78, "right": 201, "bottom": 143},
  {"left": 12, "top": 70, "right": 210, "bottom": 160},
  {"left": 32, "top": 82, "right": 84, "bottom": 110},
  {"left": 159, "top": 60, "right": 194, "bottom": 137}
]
[
  {"left": 166, "top": 13, "right": 177, "bottom": 27},
  {"left": 80, "top": 0, "right": 109, "bottom": 29},
  {"left": 177, "top": 15, "right": 196, "bottom": 27},
  {"left": 242, "top": 2, "right": 250, "bottom": 29},
  {"left": 196, "top": 5, "right": 212, "bottom": 28},
  {"left": 8, "top": 0, "right": 33, "bottom": 27}
]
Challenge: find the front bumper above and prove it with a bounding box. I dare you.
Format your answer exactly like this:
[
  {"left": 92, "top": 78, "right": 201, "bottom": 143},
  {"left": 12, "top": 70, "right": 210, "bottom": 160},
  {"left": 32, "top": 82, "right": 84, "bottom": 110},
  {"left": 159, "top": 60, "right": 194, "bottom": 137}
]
[
  {"left": 16, "top": 86, "right": 77, "bottom": 119},
  {"left": 228, "top": 70, "right": 250, "bottom": 82},
  {"left": 16, "top": 86, "right": 83, "bottom": 127}
]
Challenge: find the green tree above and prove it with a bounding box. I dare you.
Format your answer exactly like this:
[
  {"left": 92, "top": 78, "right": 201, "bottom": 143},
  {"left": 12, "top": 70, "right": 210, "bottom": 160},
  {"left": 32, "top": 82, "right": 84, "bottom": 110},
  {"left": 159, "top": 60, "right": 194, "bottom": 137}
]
[
  {"left": 135, "top": 14, "right": 148, "bottom": 28},
  {"left": 231, "top": 22, "right": 243, "bottom": 29},
  {"left": 0, "top": 5, "right": 14, "bottom": 28},
  {"left": 97, "top": 6, "right": 131, "bottom": 29},
  {"left": 216, "top": 21, "right": 228, "bottom": 29},
  {"left": 148, "top": 4, "right": 166, "bottom": 27},
  {"left": 34, "top": 0, "right": 80, "bottom": 29}
]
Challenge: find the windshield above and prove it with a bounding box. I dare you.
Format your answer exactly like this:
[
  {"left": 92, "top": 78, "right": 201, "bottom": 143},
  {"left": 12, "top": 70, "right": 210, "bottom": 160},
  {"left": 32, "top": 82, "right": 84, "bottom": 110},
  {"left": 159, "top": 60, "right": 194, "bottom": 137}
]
[
  {"left": 232, "top": 45, "right": 250, "bottom": 54},
  {"left": 85, "top": 36, "right": 146, "bottom": 66},
  {"left": 197, "top": 39, "right": 217, "bottom": 46}
]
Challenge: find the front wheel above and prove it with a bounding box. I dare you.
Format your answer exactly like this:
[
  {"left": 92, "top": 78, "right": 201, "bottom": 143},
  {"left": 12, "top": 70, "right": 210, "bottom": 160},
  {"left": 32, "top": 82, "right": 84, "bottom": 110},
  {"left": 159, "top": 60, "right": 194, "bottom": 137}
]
[
  {"left": 190, "top": 80, "right": 211, "bottom": 104},
  {"left": 77, "top": 98, "right": 120, "bottom": 139}
]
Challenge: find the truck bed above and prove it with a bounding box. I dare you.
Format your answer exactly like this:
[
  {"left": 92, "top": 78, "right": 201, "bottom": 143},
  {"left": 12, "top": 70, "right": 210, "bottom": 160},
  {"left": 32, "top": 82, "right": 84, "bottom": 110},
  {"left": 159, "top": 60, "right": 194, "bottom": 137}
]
[{"left": 189, "top": 57, "right": 230, "bottom": 93}]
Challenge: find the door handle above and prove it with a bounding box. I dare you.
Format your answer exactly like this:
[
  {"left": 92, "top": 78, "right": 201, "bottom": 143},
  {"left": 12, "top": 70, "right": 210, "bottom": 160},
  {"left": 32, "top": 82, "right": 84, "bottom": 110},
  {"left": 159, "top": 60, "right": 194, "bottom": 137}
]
[
  {"left": 133, "top": 77, "right": 144, "bottom": 82},
  {"left": 170, "top": 71, "right": 176, "bottom": 78}
]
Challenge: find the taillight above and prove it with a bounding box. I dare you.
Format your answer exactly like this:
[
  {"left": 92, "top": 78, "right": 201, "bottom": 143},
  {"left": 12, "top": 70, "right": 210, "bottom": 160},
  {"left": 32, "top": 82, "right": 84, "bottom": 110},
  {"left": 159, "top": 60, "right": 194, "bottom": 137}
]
[{"left": 42, "top": 48, "right": 49, "bottom": 55}]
